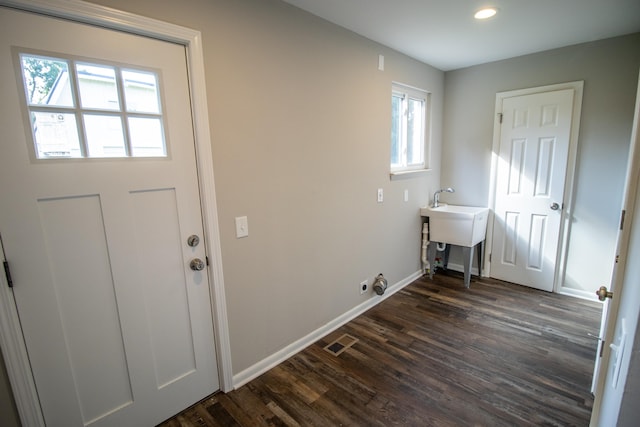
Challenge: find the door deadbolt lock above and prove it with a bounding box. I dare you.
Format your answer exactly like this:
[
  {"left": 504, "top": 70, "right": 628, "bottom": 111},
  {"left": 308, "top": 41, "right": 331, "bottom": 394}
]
[
  {"left": 187, "top": 235, "right": 200, "bottom": 247},
  {"left": 596, "top": 286, "right": 613, "bottom": 301},
  {"left": 190, "top": 258, "right": 205, "bottom": 271}
]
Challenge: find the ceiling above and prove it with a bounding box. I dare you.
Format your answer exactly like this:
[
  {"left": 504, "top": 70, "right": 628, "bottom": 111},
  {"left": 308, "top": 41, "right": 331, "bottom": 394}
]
[{"left": 281, "top": 0, "right": 640, "bottom": 71}]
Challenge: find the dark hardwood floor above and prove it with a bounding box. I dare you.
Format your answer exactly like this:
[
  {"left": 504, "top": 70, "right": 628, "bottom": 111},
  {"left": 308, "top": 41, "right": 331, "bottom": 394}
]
[{"left": 159, "top": 271, "right": 601, "bottom": 426}]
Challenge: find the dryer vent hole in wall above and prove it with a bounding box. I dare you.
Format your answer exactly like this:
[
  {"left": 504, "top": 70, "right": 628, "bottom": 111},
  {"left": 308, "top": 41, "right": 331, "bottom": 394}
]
[{"left": 323, "top": 334, "right": 359, "bottom": 356}]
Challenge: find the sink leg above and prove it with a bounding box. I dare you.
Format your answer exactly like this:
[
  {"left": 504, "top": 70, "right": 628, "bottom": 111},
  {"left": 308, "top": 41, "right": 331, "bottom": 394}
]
[
  {"left": 462, "top": 246, "right": 474, "bottom": 288},
  {"left": 443, "top": 244, "right": 451, "bottom": 270},
  {"left": 476, "top": 242, "right": 482, "bottom": 276}
]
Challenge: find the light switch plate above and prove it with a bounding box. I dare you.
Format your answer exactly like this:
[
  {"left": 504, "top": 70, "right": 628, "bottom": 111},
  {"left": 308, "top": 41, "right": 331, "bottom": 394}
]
[
  {"left": 377, "top": 188, "right": 383, "bottom": 203},
  {"left": 235, "top": 216, "right": 248, "bottom": 238}
]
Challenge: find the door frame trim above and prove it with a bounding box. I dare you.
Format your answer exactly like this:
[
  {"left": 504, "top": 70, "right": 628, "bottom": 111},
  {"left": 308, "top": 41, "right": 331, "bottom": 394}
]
[
  {"left": 0, "top": 1, "right": 233, "bottom": 425},
  {"left": 485, "top": 81, "right": 584, "bottom": 294}
]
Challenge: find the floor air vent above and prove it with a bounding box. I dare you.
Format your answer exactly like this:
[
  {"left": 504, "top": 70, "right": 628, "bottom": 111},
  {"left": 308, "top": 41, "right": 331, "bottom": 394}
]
[{"left": 323, "top": 334, "right": 358, "bottom": 356}]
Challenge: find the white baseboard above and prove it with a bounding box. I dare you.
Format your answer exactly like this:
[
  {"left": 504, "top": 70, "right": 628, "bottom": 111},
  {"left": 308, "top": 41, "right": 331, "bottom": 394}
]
[
  {"left": 557, "top": 285, "right": 599, "bottom": 302},
  {"left": 445, "top": 264, "right": 596, "bottom": 302},
  {"left": 232, "top": 270, "right": 423, "bottom": 389}
]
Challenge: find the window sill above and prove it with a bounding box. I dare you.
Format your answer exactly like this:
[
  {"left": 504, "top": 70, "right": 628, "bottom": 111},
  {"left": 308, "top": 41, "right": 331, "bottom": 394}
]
[{"left": 390, "top": 168, "right": 431, "bottom": 181}]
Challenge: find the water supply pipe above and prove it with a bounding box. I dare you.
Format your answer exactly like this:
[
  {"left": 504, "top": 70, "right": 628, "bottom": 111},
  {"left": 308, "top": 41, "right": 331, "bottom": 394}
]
[{"left": 373, "top": 274, "right": 388, "bottom": 295}]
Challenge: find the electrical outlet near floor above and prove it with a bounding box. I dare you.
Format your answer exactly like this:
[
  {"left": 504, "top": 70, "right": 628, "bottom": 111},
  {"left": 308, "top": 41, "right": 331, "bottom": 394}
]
[{"left": 360, "top": 280, "right": 368, "bottom": 294}]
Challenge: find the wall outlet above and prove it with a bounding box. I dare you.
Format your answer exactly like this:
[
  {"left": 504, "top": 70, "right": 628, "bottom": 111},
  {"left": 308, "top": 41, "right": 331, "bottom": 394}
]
[{"left": 360, "top": 280, "right": 369, "bottom": 294}]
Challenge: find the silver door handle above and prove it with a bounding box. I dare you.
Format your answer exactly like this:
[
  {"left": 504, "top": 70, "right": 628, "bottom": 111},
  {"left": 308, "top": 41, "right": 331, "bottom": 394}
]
[
  {"left": 187, "top": 235, "right": 200, "bottom": 247},
  {"left": 190, "top": 258, "right": 205, "bottom": 271},
  {"left": 550, "top": 202, "right": 560, "bottom": 211}
]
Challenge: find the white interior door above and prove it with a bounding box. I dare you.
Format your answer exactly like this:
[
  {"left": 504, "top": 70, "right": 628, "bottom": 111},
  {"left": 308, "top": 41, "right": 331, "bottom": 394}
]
[
  {"left": 590, "top": 70, "right": 640, "bottom": 425},
  {"left": 491, "top": 88, "right": 575, "bottom": 292},
  {"left": 0, "top": 7, "right": 218, "bottom": 427}
]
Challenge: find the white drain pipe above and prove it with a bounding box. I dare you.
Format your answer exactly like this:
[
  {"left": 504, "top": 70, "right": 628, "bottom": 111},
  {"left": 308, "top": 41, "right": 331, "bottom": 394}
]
[{"left": 421, "top": 222, "right": 430, "bottom": 274}]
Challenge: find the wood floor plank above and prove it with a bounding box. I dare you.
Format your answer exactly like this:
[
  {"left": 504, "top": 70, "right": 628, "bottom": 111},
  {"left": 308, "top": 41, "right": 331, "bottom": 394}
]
[{"left": 158, "top": 272, "right": 600, "bottom": 426}]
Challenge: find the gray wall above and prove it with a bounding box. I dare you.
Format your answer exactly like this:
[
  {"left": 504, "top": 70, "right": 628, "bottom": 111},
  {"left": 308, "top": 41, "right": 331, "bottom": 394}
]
[
  {"left": 442, "top": 34, "right": 640, "bottom": 295},
  {"left": 88, "top": 0, "right": 443, "bottom": 374}
]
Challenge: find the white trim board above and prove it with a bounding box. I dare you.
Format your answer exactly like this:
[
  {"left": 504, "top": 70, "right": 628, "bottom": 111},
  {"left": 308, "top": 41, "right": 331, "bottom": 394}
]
[
  {"left": 232, "top": 270, "right": 423, "bottom": 389},
  {"left": 0, "top": 2, "right": 233, "bottom": 426},
  {"left": 485, "top": 81, "right": 584, "bottom": 294}
]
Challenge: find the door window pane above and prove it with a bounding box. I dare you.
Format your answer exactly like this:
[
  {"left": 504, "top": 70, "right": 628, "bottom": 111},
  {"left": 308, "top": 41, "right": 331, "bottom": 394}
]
[
  {"left": 84, "top": 114, "right": 126, "bottom": 157},
  {"left": 17, "top": 51, "right": 167, "bottom": 160},
  {"left": 129, "top": 117, "right": 165, "bottom": 157},
  {"left": 122, "top": 70, "right": 160, "bottom": 114},
  {"left": 20, "top": 55, "right": 74, "bottom": 107},
  {"left": 31, "top": 112, "right": 82, "bottom": 158},
  {"left": 76, "top": 64, "right": 120, "bottom": 110}
]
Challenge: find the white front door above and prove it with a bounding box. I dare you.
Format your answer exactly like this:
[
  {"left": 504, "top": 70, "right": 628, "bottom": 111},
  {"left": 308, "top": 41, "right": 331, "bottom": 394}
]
[
  {"left": 491, "top": 88, "right": 576, "bottom": 292},
  {"left": 0, "top": 7, "right": 218, "bottom": 427}
]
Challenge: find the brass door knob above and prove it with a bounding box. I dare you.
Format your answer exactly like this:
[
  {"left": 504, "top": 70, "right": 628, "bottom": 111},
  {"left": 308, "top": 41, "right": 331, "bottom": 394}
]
[{"left": 596, "top": 286, "right": 613, "bottom": 301}]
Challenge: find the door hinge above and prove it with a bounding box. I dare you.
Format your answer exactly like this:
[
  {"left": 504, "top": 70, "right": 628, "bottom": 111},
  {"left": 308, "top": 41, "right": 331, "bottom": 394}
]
[
  {"left": 599, "top": 340, "right": 606, "bottom": 357},
  {"left": 498, "top": 113, "right": 503, "bottom": 124},
  {"left": 3, "top": 261, "right": 13, "bottom": 288},
  {"left": 489, "top": 253, "right": 492, "bottom": 263},
  {"left": 620, "top": 209, "right": 626, "bottom": 230},
  {"left": 206, "top": 256, "right": 209, "bottom": 266}
]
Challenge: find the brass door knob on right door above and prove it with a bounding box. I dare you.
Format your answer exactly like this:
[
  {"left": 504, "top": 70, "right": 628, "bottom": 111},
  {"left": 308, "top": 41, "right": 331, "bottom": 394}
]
[{"left": 596, "top": 286, "right": 613, "bottom": 301}]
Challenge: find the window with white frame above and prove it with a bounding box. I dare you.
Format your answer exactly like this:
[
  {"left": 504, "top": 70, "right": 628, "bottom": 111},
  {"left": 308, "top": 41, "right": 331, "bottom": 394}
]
[
  {"left": 17, "top": 51, "right": 167, "bottom": 160},
  {"left": 390, "top": 83, "right": 429, "bottom": 173}
]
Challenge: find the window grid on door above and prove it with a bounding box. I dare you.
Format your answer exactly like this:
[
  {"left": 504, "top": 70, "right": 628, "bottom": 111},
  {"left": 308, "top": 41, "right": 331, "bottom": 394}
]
[{"left": 17, "top": 51, "right": 167, "bottom": 160}]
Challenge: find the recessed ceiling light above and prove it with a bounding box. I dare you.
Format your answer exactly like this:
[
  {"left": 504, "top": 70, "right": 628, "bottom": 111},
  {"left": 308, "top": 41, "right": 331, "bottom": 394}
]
[{"left": 474, "top": 8, "right": 498, "bottom": 20}]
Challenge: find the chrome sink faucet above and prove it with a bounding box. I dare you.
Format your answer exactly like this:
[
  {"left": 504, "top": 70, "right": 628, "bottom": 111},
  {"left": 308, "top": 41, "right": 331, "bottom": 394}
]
[{"left": 433, "top": 187, "right": 455, "bottom": 207}]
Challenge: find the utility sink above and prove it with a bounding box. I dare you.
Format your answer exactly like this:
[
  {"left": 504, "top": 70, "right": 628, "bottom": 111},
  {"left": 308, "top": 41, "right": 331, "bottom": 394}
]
[{"left": 420, "top": 204, "right": 489, "bottom": 247}]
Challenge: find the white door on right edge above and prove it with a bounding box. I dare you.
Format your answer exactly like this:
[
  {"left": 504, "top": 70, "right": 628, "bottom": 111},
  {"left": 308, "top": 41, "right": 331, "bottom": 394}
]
[{"left": 491, "top": 89, "right": 575, "bottom": 291}]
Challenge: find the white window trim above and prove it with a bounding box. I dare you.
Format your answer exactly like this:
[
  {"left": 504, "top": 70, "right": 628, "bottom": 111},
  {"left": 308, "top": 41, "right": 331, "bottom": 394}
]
[
  {"left": 390, "top": 82, "right": 431, "bottom": 177},
  {"left": 0, "top": 2, "right": 233, "bottom": 427}
]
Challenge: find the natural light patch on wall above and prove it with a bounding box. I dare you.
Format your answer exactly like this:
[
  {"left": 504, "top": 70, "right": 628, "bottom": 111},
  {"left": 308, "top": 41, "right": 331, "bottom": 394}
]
[{"left": 16, "top": 51, "right": 167, "bottom": 159}]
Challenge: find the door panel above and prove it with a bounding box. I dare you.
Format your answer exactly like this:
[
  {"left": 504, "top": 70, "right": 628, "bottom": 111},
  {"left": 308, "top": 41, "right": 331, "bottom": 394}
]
[
  {"left": 0, "top": 7, "right": 218, "bottom": 427},
  {"left": 491, "top": 89, "right": 574, "bottom": 291},
  {"left": 130, "top": 188, "right": 197, "bottom": 389},
  {"left": 39, "top": 194, "right": 134, "bottom": 423}
]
